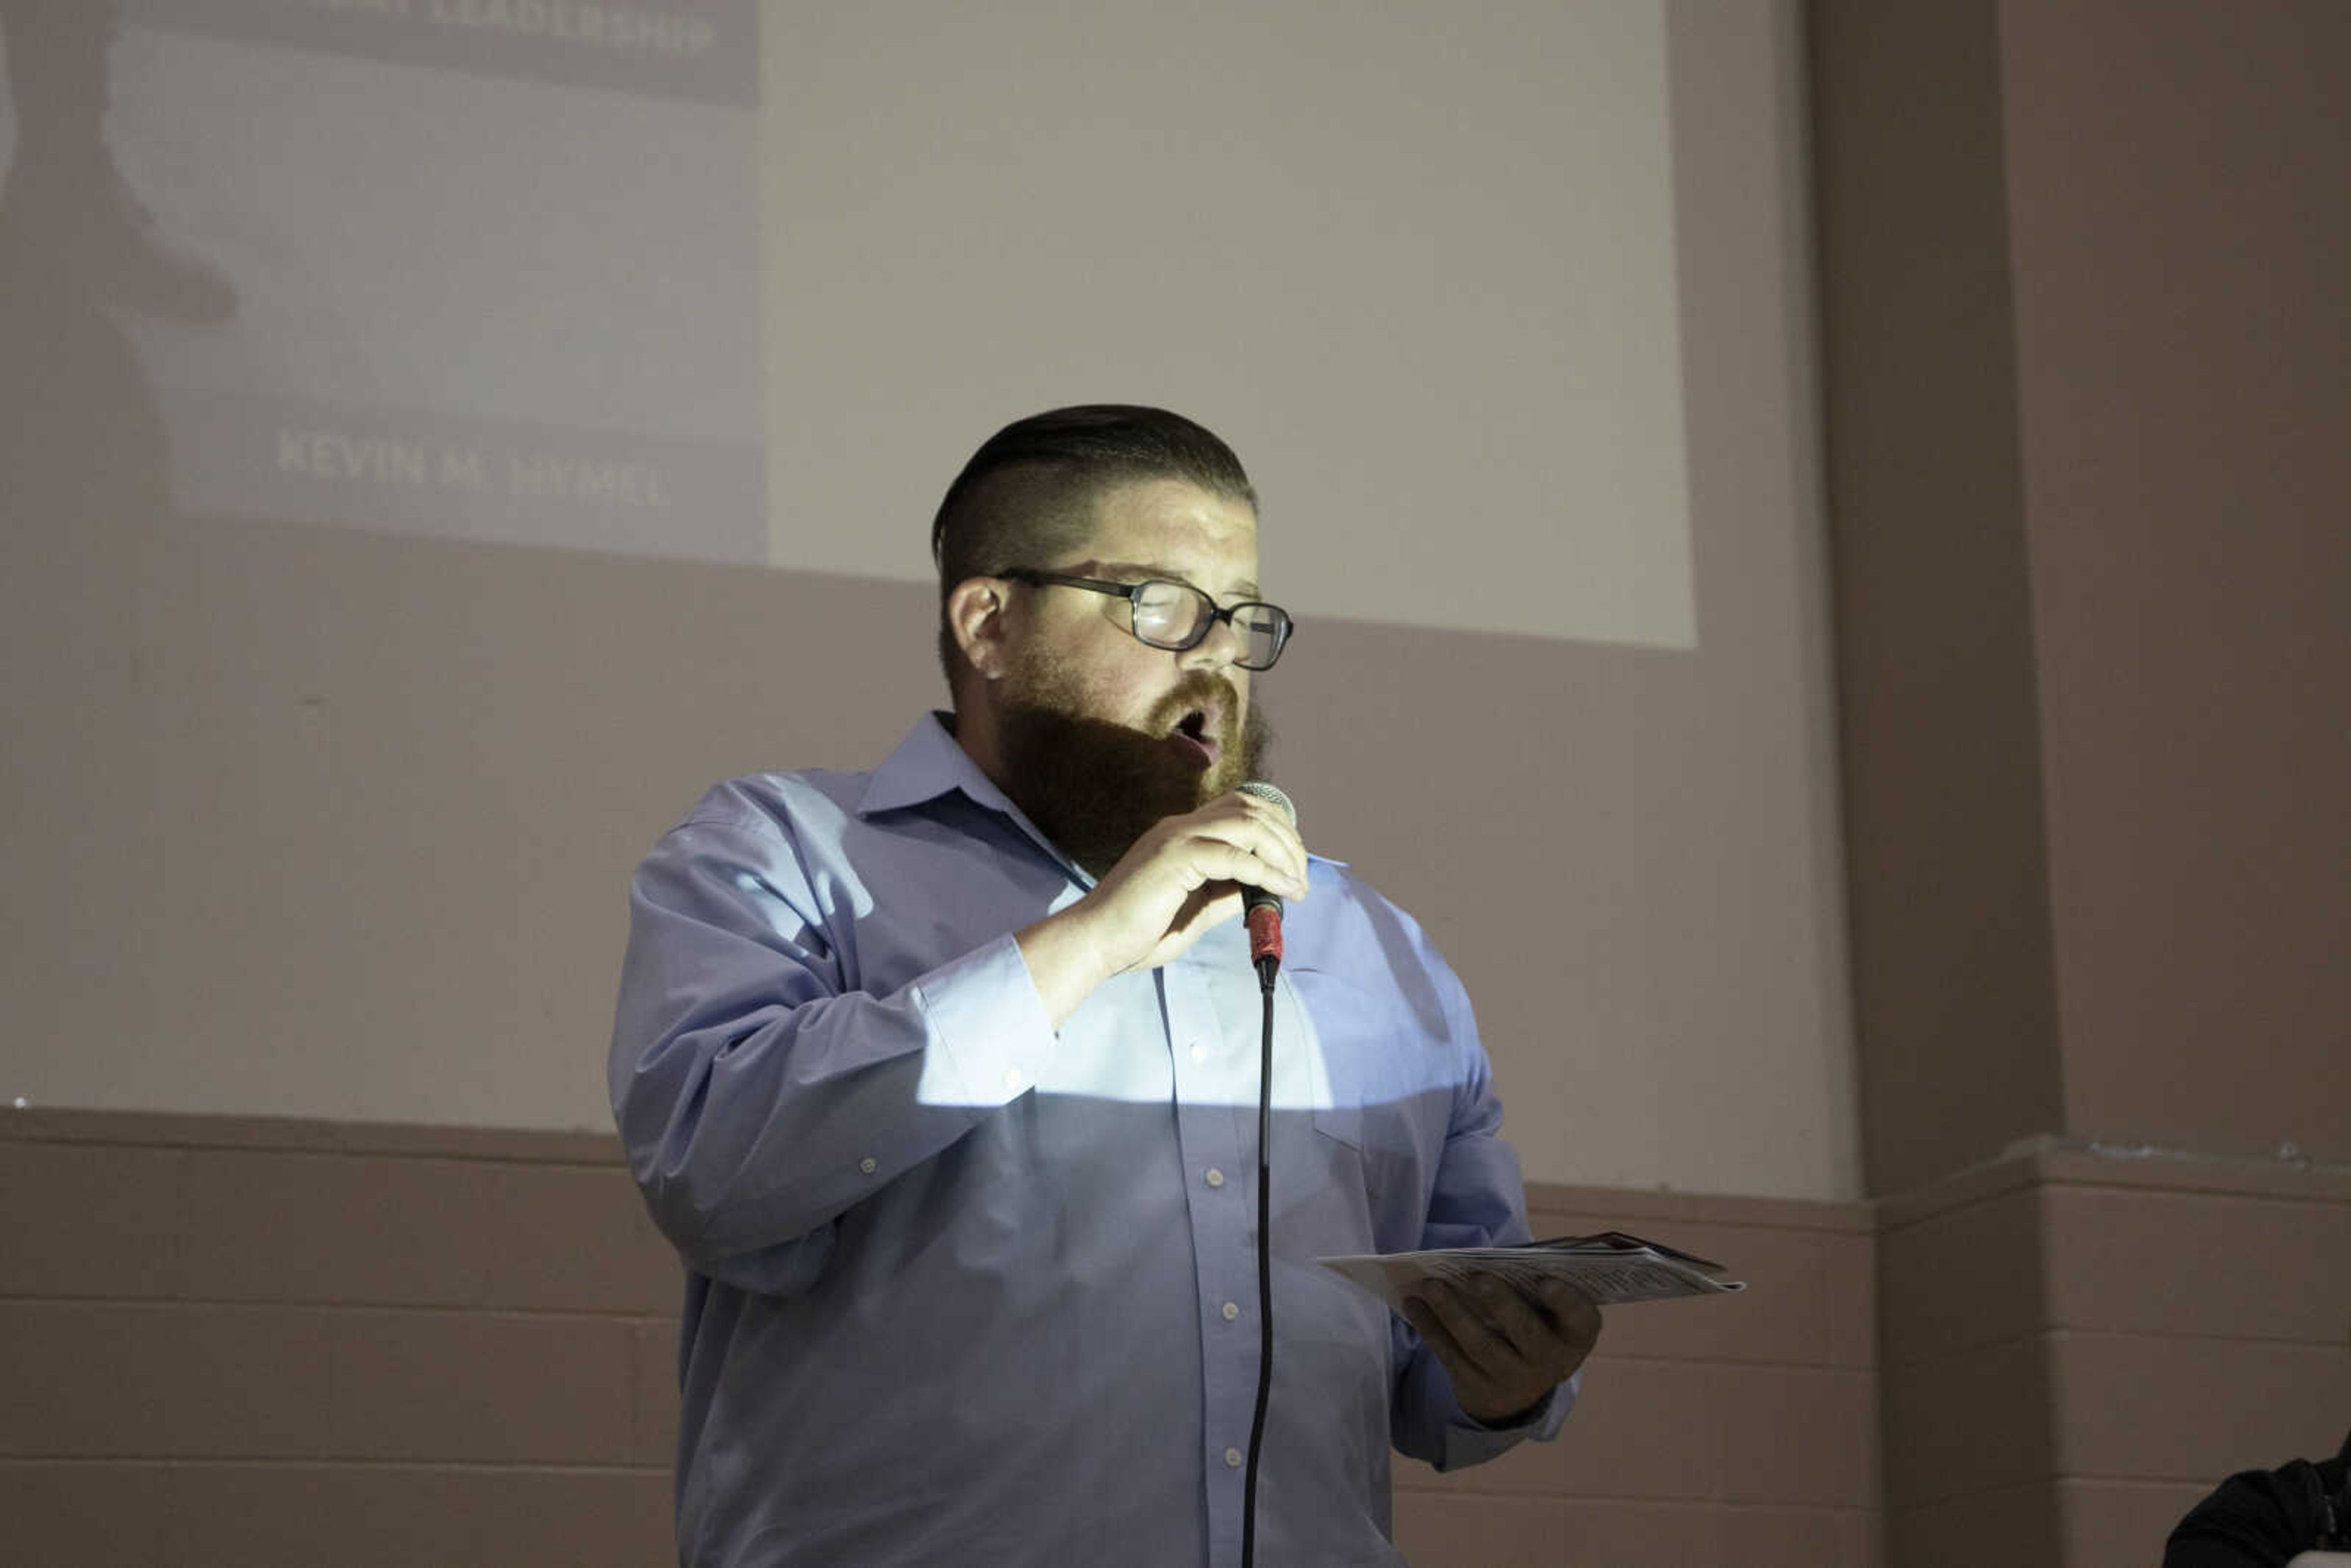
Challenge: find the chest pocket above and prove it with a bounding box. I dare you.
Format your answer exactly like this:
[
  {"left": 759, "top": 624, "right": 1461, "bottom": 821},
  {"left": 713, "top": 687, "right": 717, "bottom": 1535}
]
[
  {"left": 1287, "top": 969, "right": 1442, "bottom": 1248},
  {"left": 1312, "top": 1100, "right": 1365, "bottom": 1151}
]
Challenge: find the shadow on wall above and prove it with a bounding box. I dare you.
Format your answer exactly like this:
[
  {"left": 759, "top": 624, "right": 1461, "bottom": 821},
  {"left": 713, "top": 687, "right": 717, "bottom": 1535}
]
[
  {"left": 1, "top": 0, "right": 237, "bottom": 844},
  {"left": 1, "top": 0, "right": 230, "bottom": 537},
  {"left": 1, "top": 1, "right": 239, "bottom": 1007}
]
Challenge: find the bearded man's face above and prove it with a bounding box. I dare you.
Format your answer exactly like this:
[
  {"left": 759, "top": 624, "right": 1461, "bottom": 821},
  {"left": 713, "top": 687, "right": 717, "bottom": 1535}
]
[
  {"left": 987, "top": 479, "right": 1273, "bottom": 875},
  {"left": 997, "top": 655, "right": 1270, "bottom": 875}
]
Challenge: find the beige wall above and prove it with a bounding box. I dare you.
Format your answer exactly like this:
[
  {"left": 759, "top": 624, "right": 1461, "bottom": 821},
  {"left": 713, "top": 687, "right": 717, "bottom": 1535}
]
[
  {"left": 1815, "top": 0, "right": 2349, "bottom": 1191},
  {"left": 1996, "top": 0, "right": 2351, "bottom": 1162},
  {"left": 1810, "top": 0, "right": 2065, "bottom": 1199},
  {"left": 1812, "top": 0, "right": 2351, "bottom": 1562},
  {"left": 0, "top": 2, "right": 1858, "bottom": 1202}
]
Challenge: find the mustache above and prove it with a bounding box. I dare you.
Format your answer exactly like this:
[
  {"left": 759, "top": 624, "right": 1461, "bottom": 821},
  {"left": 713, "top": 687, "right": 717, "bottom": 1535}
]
[{"left": 1146, "top": 672, "right": 1243, "bottom": 736}]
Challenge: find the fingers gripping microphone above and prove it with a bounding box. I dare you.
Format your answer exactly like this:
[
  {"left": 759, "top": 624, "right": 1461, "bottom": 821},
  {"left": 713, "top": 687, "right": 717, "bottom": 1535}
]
[{"left": 1234, "top": 780, "right": 1297, "bottom": 986}]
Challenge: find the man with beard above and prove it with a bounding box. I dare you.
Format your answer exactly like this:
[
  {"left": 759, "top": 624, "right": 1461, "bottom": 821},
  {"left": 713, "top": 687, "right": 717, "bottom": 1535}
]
[{"left": 610, "top": 406, "right": 1598, "bottom": 1567}]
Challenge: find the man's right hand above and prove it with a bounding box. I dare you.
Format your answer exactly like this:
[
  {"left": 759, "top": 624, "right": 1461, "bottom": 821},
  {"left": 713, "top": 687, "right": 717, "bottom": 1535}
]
[{"left": 1016, "top": 789, "right": 1310, "bottom": 1025}]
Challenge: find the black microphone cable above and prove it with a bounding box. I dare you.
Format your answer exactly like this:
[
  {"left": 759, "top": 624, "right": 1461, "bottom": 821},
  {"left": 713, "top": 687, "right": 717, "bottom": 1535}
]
[
  {"left": 1233, "top": 780, "right": 1294, "bottom": 1568},
  {"left": 1240, "top": 956, "right": 1277, "bottom": 1568}
]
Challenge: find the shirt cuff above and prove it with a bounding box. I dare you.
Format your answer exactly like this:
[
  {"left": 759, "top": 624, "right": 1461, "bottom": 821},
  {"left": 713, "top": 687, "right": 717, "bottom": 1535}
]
[
  {"left": 907, "top": 932, "right": 1057, "bottom": 1108},
  {"left": 1439, "top": 1372, "right": 1578, "bottom": 1469}
]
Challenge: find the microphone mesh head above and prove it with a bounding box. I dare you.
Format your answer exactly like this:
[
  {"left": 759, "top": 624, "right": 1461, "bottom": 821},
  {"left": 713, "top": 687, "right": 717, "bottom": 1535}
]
[{"left": 1235, "top": 779, "right": 1297, "bottom": 827}]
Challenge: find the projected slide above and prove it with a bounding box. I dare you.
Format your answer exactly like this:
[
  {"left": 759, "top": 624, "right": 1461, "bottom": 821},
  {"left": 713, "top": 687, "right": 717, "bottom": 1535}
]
[
  {"left": 759, "top": 1, "right": 1696, "bottom": 649},
  {"left": 0, "top": 0, "right": 765, "bottom": 561},
  {"left": 5, "top": 0, "right": 1697, "bottom": 647}
]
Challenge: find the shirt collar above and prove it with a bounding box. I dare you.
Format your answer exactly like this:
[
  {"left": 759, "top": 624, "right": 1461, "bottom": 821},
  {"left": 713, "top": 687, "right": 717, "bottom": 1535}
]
[
  {"left": 859, "top": 713, "right": 1092, "bottom": 883},
  {"left": 859, "top": 711, "right": 1011, "bottom": 817}
]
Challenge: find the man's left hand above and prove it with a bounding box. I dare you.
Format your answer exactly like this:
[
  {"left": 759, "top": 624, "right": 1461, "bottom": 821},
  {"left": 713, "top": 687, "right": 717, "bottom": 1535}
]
[{"left": 1400, "top": 1274, "right": 1603, "bottom": 1426}]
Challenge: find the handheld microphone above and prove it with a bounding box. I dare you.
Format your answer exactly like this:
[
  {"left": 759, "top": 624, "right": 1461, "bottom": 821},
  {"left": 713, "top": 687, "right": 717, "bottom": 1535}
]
[{"left": 1234, "top": 780, "right": 1297, "bottom": 986}]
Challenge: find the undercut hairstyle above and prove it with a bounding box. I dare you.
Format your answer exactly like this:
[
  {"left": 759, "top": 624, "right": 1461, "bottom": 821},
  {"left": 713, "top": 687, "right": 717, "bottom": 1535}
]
[{"left": 931, "top": 404, "right": 1258, "bottom": 698}]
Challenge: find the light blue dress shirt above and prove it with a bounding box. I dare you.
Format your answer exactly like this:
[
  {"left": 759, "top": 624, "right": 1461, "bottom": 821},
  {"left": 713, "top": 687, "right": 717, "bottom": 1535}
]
[{"left": 610, "top": 715, "right": 1571, "bottom": 1567}]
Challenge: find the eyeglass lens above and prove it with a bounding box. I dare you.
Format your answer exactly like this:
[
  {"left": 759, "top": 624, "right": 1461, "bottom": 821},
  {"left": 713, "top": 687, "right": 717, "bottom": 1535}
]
[{"left": 1132, "top": 582, "right": 1289, "bottom": 669}]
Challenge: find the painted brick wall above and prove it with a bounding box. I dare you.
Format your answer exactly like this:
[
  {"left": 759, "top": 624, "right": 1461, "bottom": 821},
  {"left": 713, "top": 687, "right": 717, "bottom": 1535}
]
[
  {"left": 1880, "top": 1144, "right": 2351, "bottom": 1568},
  {"left": 1, "top": 1109, "right": 1877, "bottom": 1565},
  {"left": 1, "top": 1112, "right": 676, "bottom": 1566},
  {"left": 1395, "top": 1188, "right": 1880, "bottom": 1566}
]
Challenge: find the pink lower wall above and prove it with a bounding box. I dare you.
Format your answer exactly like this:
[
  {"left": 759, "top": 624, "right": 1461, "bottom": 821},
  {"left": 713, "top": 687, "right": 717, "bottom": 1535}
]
[
  {"left": 1399, "top": 1187, "right": 1879, "bottom": 1565},
  {"left": 0, "top": 1111, "right": 677, "bottom": 1566},
  {"left": 11, "top": 1110, "right": 2341, "bottom": 1566},
  {"left": 0, "top": 1108, "right": 1876, "bottom": 1567},
  {"left": 1880, "top": 1142, "right": 2351, "bottom": 1568}
]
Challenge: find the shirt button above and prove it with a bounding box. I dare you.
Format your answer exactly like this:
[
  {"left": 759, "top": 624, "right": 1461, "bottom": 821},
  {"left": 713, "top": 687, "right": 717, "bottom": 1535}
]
[
  {"left": 1002, "top": 1067, "right": 1024, "bottom": 1090},
  {"left": 1204, "top": 1168, "right": 1225, "bottom": 1188},
  {"left": 1224, "top": 1447, "right": 1243, "bottom": 1469},
  {"left": 1189, "top": 1041, "right": 1208, "bottom": 1062},
  {"left": 858, "top": 1157, "right": 877, "bottom": 1175},
  {"left": 1221, "top": 1300, "right": 1240, "bottom": 1321}
]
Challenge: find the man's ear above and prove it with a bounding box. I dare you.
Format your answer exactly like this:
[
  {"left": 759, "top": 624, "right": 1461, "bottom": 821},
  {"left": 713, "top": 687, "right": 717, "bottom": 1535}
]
[{"left": 945, "top": 576, "right": 1015, "bottom": 683}]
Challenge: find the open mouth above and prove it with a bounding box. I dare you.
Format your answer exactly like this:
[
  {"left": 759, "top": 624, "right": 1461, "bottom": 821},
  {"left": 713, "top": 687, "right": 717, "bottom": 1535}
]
[{"left": 1169, "top": 707, "right": 1221, "bottom": 767}]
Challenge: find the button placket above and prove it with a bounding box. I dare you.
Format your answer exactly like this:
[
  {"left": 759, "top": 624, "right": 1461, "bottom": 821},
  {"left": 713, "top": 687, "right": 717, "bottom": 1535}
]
[{"left": 1161, "top": 959, "right": 1260, "bottom": 1524}]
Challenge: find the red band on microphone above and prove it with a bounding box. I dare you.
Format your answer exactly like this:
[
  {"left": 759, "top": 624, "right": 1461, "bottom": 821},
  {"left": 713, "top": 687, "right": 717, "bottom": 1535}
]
[{"left": 1245, "top": 904, "right": 1284, "bottom": 967}]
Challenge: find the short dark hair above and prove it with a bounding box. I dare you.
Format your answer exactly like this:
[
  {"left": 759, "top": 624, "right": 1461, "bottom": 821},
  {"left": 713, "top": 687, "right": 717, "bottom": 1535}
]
[{"left": 931, "top": 405, "right": 1258, "bottom": 697}]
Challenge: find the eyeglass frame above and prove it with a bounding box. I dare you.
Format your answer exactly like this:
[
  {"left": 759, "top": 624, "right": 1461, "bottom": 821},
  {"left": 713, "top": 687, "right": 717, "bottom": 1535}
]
[{"left": 997, "top": 568, "right": 1295, "bottom": 670}]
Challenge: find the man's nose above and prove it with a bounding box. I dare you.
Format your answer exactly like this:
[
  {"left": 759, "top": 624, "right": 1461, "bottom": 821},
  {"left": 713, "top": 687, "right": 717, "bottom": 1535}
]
[{"left": 1178, "top": 614, "right": 1246, "bottom": 671}]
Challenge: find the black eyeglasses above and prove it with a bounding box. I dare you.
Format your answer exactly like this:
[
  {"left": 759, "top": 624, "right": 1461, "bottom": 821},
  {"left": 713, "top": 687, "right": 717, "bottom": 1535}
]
[{"left": 1000, "top": 569, "right": 1295, "bottom": 671}]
